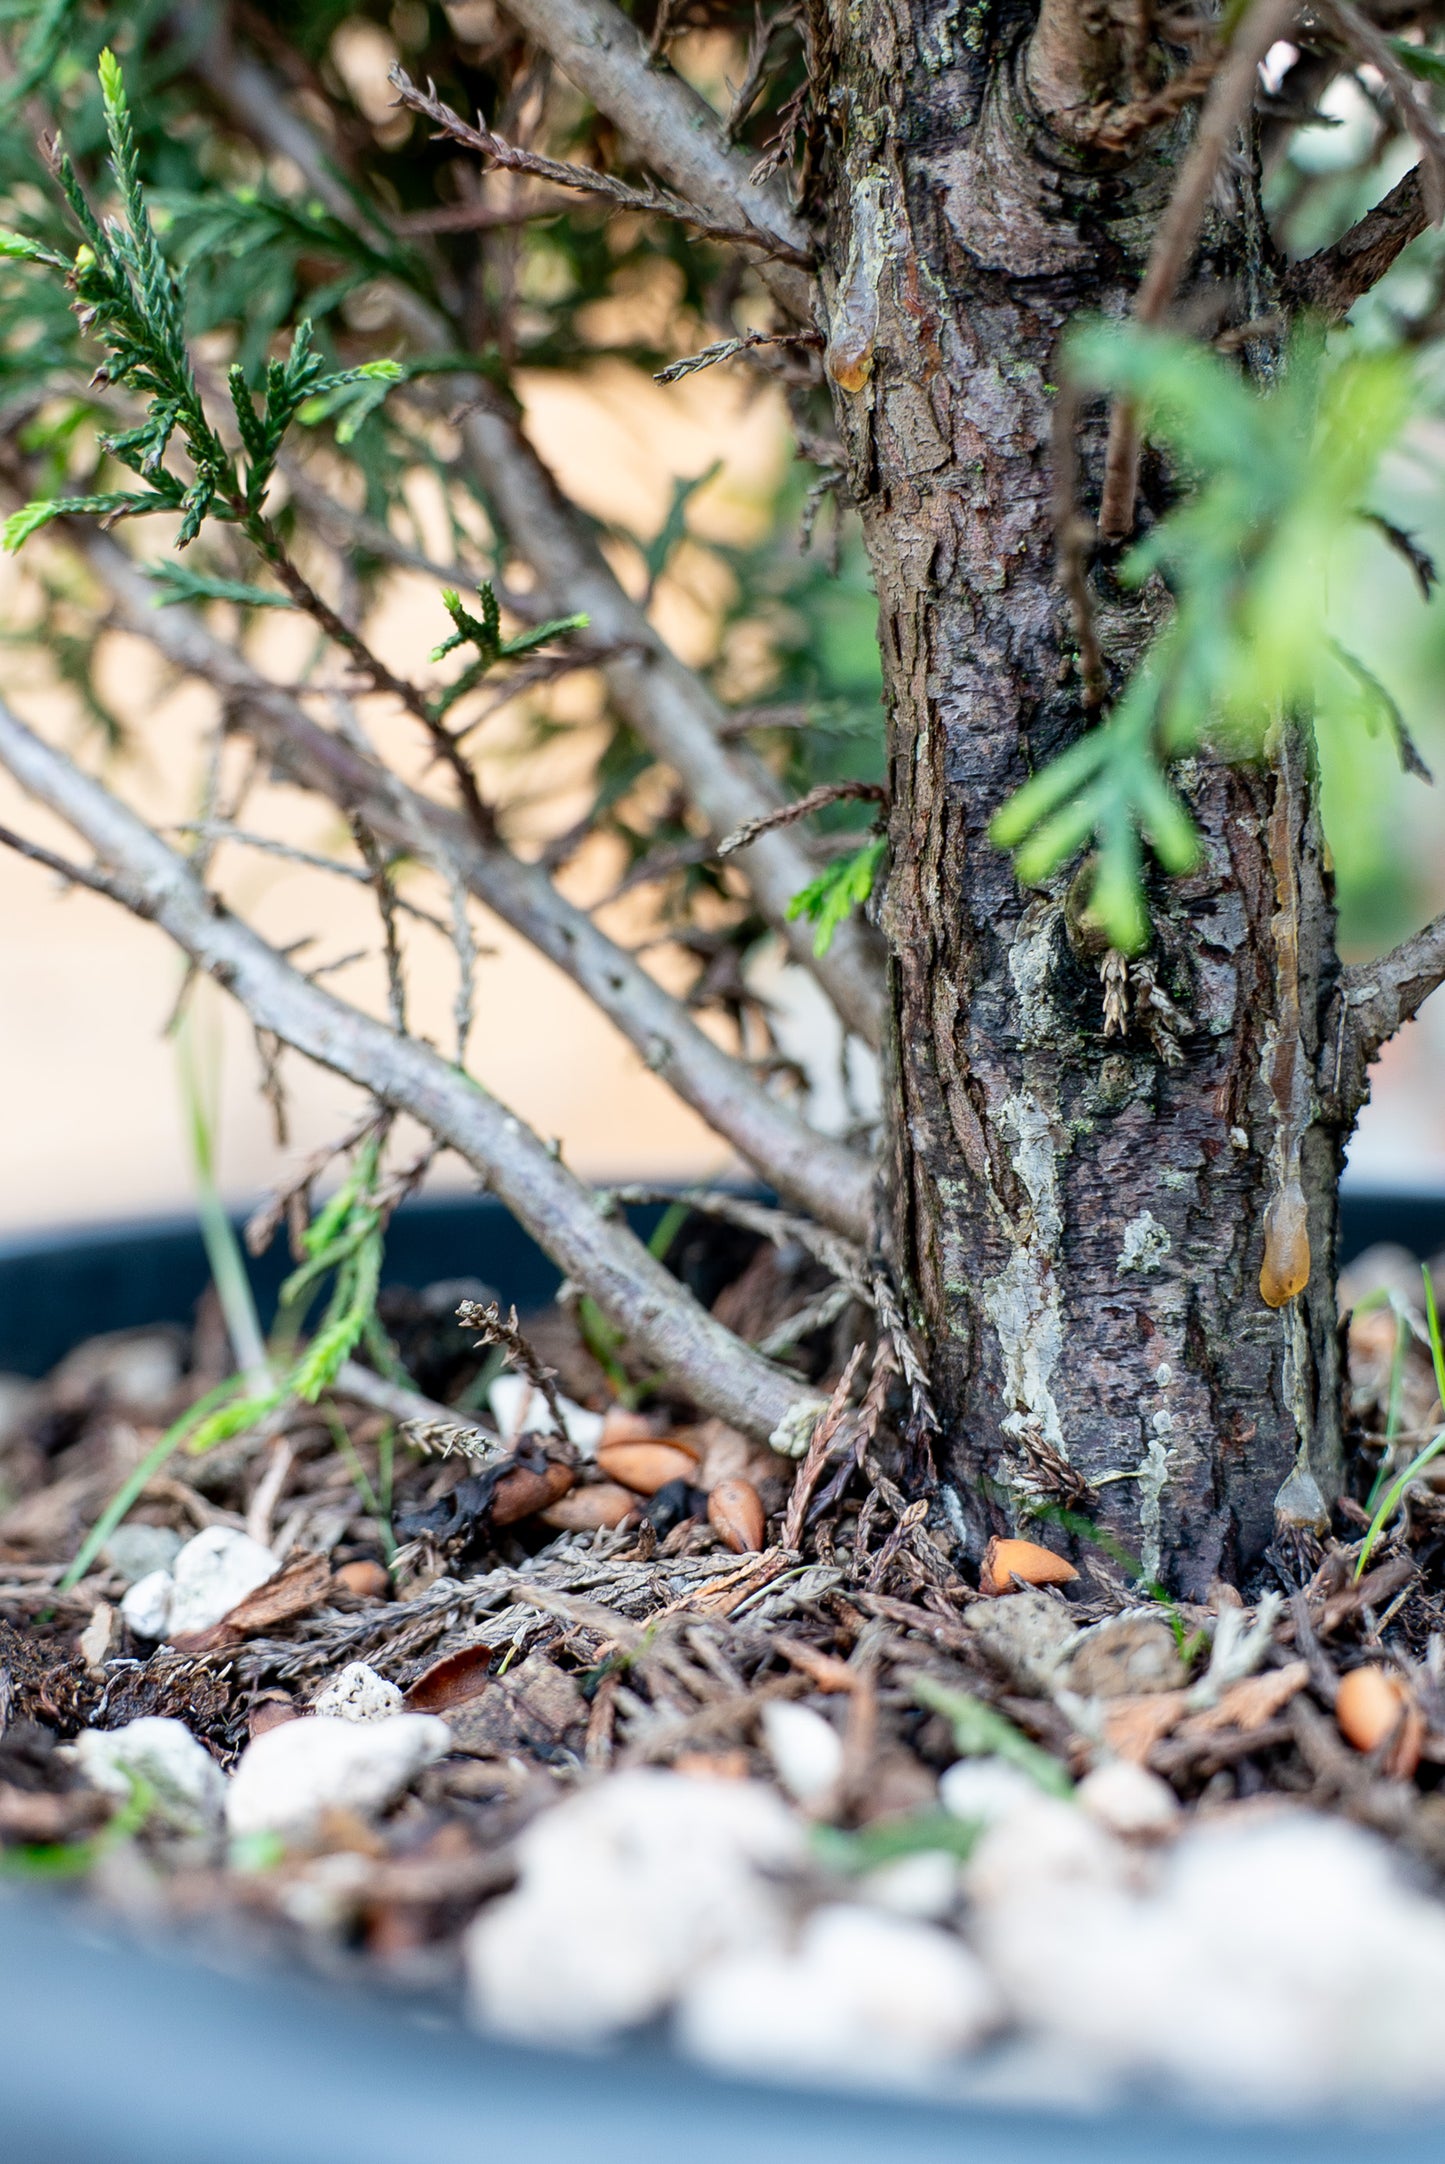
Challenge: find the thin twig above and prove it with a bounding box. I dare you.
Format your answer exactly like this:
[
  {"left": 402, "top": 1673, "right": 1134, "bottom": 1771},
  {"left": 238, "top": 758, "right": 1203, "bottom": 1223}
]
[
  {"left": 0, "top": 820, "right": 121, "bottom": 900},
  {"left": 1325, "top": 3, "right": 1445, "bottom": 225},
  {"left": 389, "top": 67, "right": 813, "bottom": 267},
  {"left": 1050, "top": 372, "right": 1107, "bottom": 709},
  {"left": 717, "top": 779, "right": 887, "bottom": 858},
  {"left": 783, "top": 1340, "right": 867, "bottom": 1549},
  {"left": 456, "top": 1300, "right": 567, "bottom": 1439},
  {"left": 654, "top": 328, "right": 820, "bottom": 384},
  {"left": 1098, "top": 0, "right": 1301, "bottom": 540}
]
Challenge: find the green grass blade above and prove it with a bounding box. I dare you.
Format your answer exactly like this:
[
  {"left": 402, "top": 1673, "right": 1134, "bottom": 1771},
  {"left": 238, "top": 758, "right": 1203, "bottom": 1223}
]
[{"left": 58, "top": 1375, "right": 250, "bottom": 1591}]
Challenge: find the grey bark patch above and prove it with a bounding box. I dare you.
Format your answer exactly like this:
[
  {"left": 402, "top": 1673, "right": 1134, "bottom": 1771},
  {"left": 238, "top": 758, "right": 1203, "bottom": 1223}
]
[{"left": 1117, "top": 1211, "right": 1171, "bottom": 1275}]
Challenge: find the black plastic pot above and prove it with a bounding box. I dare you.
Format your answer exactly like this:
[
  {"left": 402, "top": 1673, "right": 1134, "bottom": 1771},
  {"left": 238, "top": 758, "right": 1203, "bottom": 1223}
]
[{"left": 3, "top": 1185, "right": 1445, "bottom": 2164}]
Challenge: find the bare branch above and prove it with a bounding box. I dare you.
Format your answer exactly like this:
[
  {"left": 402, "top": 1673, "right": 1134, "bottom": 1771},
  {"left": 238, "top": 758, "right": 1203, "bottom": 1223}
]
[
  {"left": 1284, "top": 166, "right": 1430, "bottom": 320},
  {"left": 390, "top": 187, "right": 590, "bottom": 234},
  {"left": 0, "top": 698, "right": 825, "bottom": 1452},
  {"left": 717, "top": 780, "right": 886, "bottom": 857},
  {"left": 1333, "top": 911, "right": 1445, "bottom": 1111},
  {"left": 78, "top": 533, "right": 875, "bottom": 1240},
  {"left": 1325, "top": 3, "right": 1445, "bottom": 225},
  {"left": 0, "top": 820, "right": 121, "bottom": 900},
  {"left": 184, "top": 34, "right": 885, "bottom": 1045},
  {"left": 1098, "top": 0, "right": 1301, "bottom": 540},
  {"left": 390, "top": 67, "right": 812, "bottom": 267},
  {"left": 495, "top": 0, "right": 815, "bottom": 318}
]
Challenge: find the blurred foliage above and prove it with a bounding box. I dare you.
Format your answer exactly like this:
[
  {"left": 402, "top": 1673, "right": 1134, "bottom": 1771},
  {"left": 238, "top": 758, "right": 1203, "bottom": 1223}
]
[
  {"left": 993, "top": 323, "right": 1423, "bottom": 953},
  {"left": 3, "top": 1, "right": 1445, "bottom": 979}
]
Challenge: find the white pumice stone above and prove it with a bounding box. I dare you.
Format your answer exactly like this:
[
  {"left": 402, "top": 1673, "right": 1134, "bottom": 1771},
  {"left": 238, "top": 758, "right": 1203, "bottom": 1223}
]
[
  {"left": 962, "top": 1794, "right": 1133, "bottom": 1906},
  {"left": 120, "top": 1568, "right": 174, "bottom": 1641},
  {"left": 311, "top": 1661, "right": 405, "bottom": 1723},
  {"left": 165, "top": 1526, "right": 280, "bottom": 1639},
  {"left": 857, "top": 1850, "right": 961, "bottom": 1921},
  {"left": 938, "top": 1756, "right": 1046, "bottom": 1829},
  {"left": 488, "top": 1373, "right": 604, "bottom": 1455},
  {"left": 465, "top": 1770, "right": 804, "bottom": 2043},
  {"left": 1076, "top": 1758, "right": 1180, "bottom": 1838},
  {"left": 102, "top": 1523, "right": 184, "bottom": 1587},
  {"left": 225, "top": 1713, "right": 452, "bottom": 1845},
  {"left": 969, "top": 1810, "right": 1445, "bottom": 2107},
  {"left": 72, "top": 1716, "right": 226, "bottom": 1849},
  {"left": 761, "top": 1700, "right": 843, "bottom": 1805},
  {"left": 676, "top": 1903, "right": 1002, "bottom": 2083}
]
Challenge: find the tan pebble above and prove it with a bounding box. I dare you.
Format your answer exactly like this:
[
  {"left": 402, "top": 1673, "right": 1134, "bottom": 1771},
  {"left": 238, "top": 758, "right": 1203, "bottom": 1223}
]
[
  {"left": 979, "top": 1536, "right": 1079, "bottom": 1597},
  {"left": 333, "top": 1560, "right": 390, "bottom": 1601},
  {"left": 249, "top": 1696, "right": 300, "bottom": 1738},
  {"left": 600, "top": 1406, "right": 657, "bottom": 1446},
  {"left": 539, "top": 1482, "right": 638, "bottom": 1532},
  {"left": 707, "top": 1478, "right": 766, "bottom": 1553},
  {"left": 597, "top": 1439, "right": 699, "bottom": 1495},
  {"left": 674, "top": 1749, "right": 751, "bottom": 1780},
  {"left": 1335, "top": 1664, "right": 1421, "bottom": 1778}
]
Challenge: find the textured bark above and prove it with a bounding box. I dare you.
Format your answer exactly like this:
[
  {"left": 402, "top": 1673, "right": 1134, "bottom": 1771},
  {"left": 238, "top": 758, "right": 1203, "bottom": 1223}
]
[{"left": 824, "top": 5, "right": 1347, "bottom": 1595}]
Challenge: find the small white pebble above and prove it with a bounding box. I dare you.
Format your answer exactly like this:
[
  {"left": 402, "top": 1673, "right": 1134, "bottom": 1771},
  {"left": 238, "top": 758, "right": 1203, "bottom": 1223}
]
[
  {"left": 166, "top": 1526, "right": 280, "bottom": 1639},
  {"left": 120, "top": 1568, "right": 174, "bottom": 1641},
  {"left": 762, "top": 1701, "right": 843, "bottom": 1805},
  {"left": 466, "top": 1771, "right": 803, "bottom": 2043},
  {"left": 938, "top": 1756, "right": 1041, "bottom": 1829},
  {"left": 488, "top": 1373, "right": 604, "bottom": 1455},
  {"left": 858, "top": 1849, "right": 961, "bottom": 1921},
  {"left": 225, "top": 1713, "right": 452, "bottom": 1845},
  {"left": 311, "top": 1661, "right": 404, "bottom": 1723},
  {"left": 1077, "top": 1759, "right": 1180, "bottom": 1838},
  {"left": 676, "top": 1903, "right": 1001, "bottom": 2083},
  {"left": 72, "top": 1716, "right": 226, "bottom": 1849}
]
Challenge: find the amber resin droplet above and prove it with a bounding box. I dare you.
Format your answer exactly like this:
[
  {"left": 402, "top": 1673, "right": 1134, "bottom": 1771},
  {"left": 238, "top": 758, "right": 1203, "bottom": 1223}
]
[
  {"left": 1260, "top": 1178, "right": 1310, "bottom": 1307},
  {"left": 823, "top": 175, "right": 884, "bottom": 396}
]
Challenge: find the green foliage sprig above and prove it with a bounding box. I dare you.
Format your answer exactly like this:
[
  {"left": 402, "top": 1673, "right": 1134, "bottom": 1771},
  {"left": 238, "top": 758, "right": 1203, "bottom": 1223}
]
[
  {"left": 787, "top": 832, "right": 886, "bottom": 955},
  {"left": 992, "top": 322, "right": 1423, "bottom": 951},
  {"left": 429, "top": 580, "right": 589, "bottom": 718},
  {"left": 1, "top": 52, "right": 400, "bottom": 556}
]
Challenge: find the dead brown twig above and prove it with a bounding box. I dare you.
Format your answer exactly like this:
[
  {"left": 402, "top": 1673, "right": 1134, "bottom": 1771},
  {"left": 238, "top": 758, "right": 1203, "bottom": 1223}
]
[
  {"left": 389, "top": 66, "right": 814, "bottom": 267},
  {"left": 783, "top": 1341, "right": 868, "bottom": 1550},
  {"left": 455, "top": 1301, "right": 567, "bottom": 1440},
  {"left": 1097, "top": 0, "right": 1301, "bottom": 541},
  {"left": 716, "top": 780, "right": 887, "bottom": 859}
]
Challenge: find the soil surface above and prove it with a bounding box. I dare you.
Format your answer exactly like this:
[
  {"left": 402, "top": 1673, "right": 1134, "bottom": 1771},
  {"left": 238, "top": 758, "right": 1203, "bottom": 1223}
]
[{"left": 5, "top": 1215, "right": 1445, "bottom": 2111}]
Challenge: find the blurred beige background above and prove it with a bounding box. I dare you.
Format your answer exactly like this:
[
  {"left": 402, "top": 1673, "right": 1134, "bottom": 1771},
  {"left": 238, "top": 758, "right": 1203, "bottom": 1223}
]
[{"left": 0, "top": 362, "right": 835, "bottom": 1235}]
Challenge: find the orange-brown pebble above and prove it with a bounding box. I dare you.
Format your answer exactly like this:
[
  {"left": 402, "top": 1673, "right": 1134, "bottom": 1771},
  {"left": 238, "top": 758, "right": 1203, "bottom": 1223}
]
[
  {"left": 707, "top": 1477, "right": 766, "bottom": 1554},
  {"left": 539, "top": 1481, "right": 638, "bottom": 1532},
  {"left": 597, "top": 1438, "right": 700, "bottom": 1496},
  {"left": 491, "top": 1458, "right": 576, "bottom": 1526},
  {"left": 333, "top": 1559, "right": 391, "bottom": 1601},
  {"left": 979, "top": 1535, "right": 1080, "bottom": 1597},
  {"left": 1336, "top": 1664, "right": 1411, "bottom": 1755}
]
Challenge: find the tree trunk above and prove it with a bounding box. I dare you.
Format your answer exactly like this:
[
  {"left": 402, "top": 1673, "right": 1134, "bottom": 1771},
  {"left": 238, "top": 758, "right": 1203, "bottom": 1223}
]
[{"left": 826, "top": 7, "right": 1346, "bottom": 1595}]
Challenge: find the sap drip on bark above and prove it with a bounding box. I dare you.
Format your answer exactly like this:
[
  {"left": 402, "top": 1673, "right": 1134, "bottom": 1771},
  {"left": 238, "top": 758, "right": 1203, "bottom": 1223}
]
[
  {"left": 824, "top": 174, "right": 887, "bottom": 394},
  {"left": 1260, "top": 1177, "right": 1310, "bottom": 1309}
]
